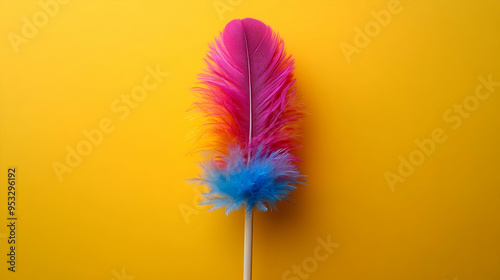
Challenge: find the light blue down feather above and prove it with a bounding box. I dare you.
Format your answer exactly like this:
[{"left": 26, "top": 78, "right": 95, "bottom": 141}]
[{"left": 192, "top": 147, "right": 304, "bottom": 215}]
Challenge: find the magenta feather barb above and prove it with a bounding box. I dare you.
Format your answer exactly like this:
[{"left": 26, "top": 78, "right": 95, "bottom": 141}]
[
  {"left": 190, "top": 18, "right": 305, "bottom": 280},
  {"left": 191, "top": 18, "right": 305, "bottom": 214}
]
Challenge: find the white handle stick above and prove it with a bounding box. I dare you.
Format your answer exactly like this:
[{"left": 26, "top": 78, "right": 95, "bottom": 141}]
[{"left": 243, "top": 210, "right": 253, "bottom": 280}]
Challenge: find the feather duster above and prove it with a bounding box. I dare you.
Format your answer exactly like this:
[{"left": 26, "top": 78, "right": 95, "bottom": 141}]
[{"left": 190, "top": 18, "right": 304, "bottom": 280}]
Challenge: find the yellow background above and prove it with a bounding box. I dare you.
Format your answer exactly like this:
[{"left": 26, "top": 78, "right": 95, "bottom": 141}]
[{"left": 1, "top": 0, "right": 500, "bottom": 279}]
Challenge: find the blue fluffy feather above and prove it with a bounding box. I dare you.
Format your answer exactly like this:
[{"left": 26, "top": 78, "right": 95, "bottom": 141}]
[{"left": 192, "top": 147, "right": 304, "bottom": 215}]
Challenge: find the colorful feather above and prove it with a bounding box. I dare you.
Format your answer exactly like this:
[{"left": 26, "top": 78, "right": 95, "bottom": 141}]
[{"left": 191, "top": 18, "right": 304, "bottom": 215}]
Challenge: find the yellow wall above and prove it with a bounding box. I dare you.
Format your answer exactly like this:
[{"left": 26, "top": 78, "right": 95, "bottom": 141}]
[{"left": 1, "top": 0, "right": 499, "bottom": 279}]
